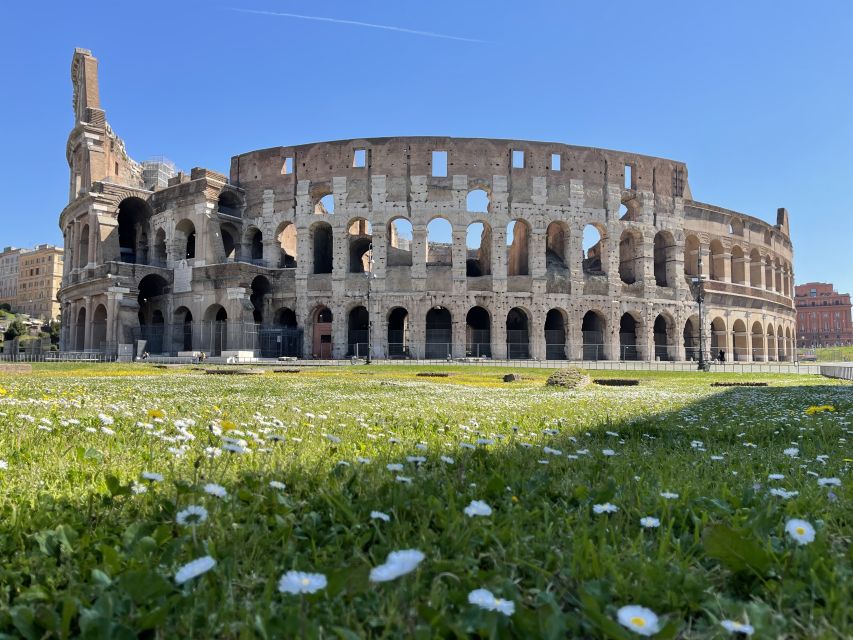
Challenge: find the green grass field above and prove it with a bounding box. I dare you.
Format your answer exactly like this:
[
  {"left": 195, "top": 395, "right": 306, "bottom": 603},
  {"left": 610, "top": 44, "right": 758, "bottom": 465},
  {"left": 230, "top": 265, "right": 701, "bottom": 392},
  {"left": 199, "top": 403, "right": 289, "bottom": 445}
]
[{"left": 0, "top": 364, "right": 850, "bottom": 638}]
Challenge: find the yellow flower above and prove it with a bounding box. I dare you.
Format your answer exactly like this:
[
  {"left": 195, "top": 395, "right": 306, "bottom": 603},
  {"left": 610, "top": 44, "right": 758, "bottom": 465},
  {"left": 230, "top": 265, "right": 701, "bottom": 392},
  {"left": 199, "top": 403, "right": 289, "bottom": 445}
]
[
  {"left": 511, "top": 496, "right": 519, "bottom": 503},
  {"left": 221, "top": 420, "right": 236, "bottom": 431},
  {"left": 147, "top": 409, "right": 165, "bottom": 419},
  {"left": 0, "top": 386, "right": 7, "bottom": 396},
  {"left": 805, "top": 405, "right": 835, "bottom": 415}
]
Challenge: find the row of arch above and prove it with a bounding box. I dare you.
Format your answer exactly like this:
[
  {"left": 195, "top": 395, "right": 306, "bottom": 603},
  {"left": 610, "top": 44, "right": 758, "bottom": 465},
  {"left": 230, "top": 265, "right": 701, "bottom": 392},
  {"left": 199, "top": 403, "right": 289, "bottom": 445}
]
[{"left": 684, "top": 236, "right": 792, "bottom": 296}]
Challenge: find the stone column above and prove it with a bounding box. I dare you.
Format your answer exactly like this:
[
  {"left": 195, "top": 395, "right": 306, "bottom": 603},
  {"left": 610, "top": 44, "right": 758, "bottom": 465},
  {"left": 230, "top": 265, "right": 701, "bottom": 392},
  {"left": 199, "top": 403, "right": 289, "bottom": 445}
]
[
  {"left": 720, "top": 251, "right": 732, "bottom": 283},
  {"left": 531, "top": 311, "right": 545, "bottom": 360},
  {"left": 87, "top": 219, "right": 97, "bottom": 266},
  {"left": 83, "top": 296, "right": 93, "bottom": 350},
  {"left": 491, "top": 226, "right": 507, "bottom": 293},
  {"left": 262, "top": 238, "right": 279, "bottom": 268},
  {"left": 451, "top": 227, "right": 467, "bottom": 294},
  {"left": 451, "top": 314, "right": 465, "bottom": 359},
  {"left": 492, "top": 308, "right": 507, "bottom": 359}
]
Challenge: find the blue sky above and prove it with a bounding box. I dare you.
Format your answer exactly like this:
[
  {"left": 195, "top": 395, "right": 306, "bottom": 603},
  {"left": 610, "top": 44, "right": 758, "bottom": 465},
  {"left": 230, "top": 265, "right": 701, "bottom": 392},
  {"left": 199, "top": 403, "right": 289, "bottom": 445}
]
[{"left": 3, "top": 1, "right": 852, "bottom": 294}]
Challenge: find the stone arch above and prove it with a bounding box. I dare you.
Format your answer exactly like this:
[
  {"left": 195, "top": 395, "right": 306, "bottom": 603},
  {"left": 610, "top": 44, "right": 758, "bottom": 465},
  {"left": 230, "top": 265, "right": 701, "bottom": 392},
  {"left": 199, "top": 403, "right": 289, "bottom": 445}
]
[
  {"left": 653, "top": 230, "right": 676, "bottom": 287},
  {"left": 619, "top": 196, "right": 640, "bottom": 222},
  {"left": 618, "top": 228, "right": 643, "bottom": 284},
  {"left": 314, "top": 192, "right": 334, "bottom": 215},
  {"left": 544, "top": 308, "right": 568, "bottom": 360},
  {"left": 776, "top": 324, "right": 785, "bottom": 361},
  {"left": 619, "top": 311, "right": 642, "bottom": 361},
  {"left": 425, "top": 306, "right": 452, "bottom": 359},
  {"left": 466, "top": 306, "right": 491, "bottom": 357},
  {"left": 506, "top": 307, "right": 531, "bottom": 359},
  {"left": 153, "top": 228, "right": 167, "bottom": 266},
  {"left": 219, "top": 222, "right": 239, "bottom": 261},
  {"left": 709, "top": 239, "right": 725, "bottom": 281},
  {"left": 710, "top": 316, "right": 727, "bottom": 358},
  {"left": 582, "top": 224, "right": 607, "bottom": 275},
  {"left": 387, "top": 217, "right": 413, "bottom": 267},
  {"left": 766, "top": 322, "right": 776, "bottom": 361},
  {"left": 311, "top": 305, "right": 334, "bottom": 358},
  {"left": 117, "top": 197, "right": 153, "bottom": 265},
  {"left": 174, "top": 219, "right": 196, "bottom": 261},
  {"left": 683, "top": 314, "right": 700, "bottom": 361},
  {"left": 506, "top": 218, "right": 530, "bottom": 276},
  {"left": 387, "top": 307, "right": 410, "bottom": 358},
  {"left": 173, "top": 306, "right": 194, "bottom": 352},
  {"left": 730, "top": 245, "right": 746, "bottom": 285},
  {"left": 347, "top": 305, "right": 370, "bottom": 357},
  {"left": 78, "top": 224, "right": 90, "bottom": 268},
  {"left": 202, "top": 304, "right": 228, "bottom": 356},
  {"left": 137, "top": 274, "right": 169, "bottom": 326},
  {"left": 274, "top": 307, "right": 297, "bottom": 327},
  {"left": 773, "top": 257, "right": 782, "bottom": 293},
  {"left": 582, "top": 310, "right": 606, "bottom": 360},
  {"left": 217, "top": 190, "right": 243, "bottom": 216},
  {"left": 75, "top": 306, "right": 86, "bottom": 351},
  {"left": 784, "top": 326, "right": 792, "bottom": 361},
  {"left": 749, "top": 249, "right": 762, "bottom": 287},
  {"left": 732, "top": 318, "right": 749, "bottom": 362},
  {"left": 310, "top": 221, "right": 333, "bottom": 274},
  {"left": 91, "top": 304, "right": 108, "bottom": 351},
  {"left": 347, "top": 218, "right": 373, "bottom": 273},
  {"left": 684, "top": 235, "right": 700, "bottom": 277},
  {"left": 250, "top": 275, "right": 272, "bottom": 323},
  {"left": 466, "top": 188, "right": 489, "bottom": 213},
  {"left": 466, "top": 221, "right": 492, "bottom": 277},
  {"left": 246, "top": 226, "right": 263, "bottom": 263},
  {"left": 276, "top": 221, "right": 297, "bottom": 268},
  {"left": 751, "top": 320, "right": 765, "bottom": 361},
  {"left": 652, "top": 312, "right": 675, "bottom": 361},
  {"left": 427, "top": 217, "right": 453, "bottom": 266},
  {"left": 764, "top": 255, "right": 773, "bottom": 291},
  {"left": 546, "top": 221, "right": 570, "bottom": 271}
]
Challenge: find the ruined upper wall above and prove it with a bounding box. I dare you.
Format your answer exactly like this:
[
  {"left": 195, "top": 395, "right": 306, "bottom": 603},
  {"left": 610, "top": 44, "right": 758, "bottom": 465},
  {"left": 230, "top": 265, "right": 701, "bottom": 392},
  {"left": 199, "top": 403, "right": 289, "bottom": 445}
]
[{"left": 229, "top": 137, "right": 692, "bottom": 214}]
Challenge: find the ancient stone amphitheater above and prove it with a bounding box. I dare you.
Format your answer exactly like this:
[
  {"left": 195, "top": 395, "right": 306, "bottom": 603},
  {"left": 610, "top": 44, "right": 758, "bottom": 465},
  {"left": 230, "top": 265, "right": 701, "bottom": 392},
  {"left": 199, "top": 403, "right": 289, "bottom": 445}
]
[{"left": 59, "top": 49, "right": 796, "bottom": 362}]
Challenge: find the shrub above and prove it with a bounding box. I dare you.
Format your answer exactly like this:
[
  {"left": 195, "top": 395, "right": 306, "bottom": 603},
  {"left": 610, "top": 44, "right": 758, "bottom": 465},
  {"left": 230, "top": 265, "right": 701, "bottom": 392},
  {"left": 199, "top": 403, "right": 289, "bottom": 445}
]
[{"left": 546, "top": 368, "right": 590, "bottom": 389}]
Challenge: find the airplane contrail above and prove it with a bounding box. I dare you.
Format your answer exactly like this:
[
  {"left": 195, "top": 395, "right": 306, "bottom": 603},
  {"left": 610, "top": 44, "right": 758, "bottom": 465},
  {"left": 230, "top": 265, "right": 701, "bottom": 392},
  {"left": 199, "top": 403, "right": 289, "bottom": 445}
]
[{"left": 226, "top": 8, "right": 487, "bottom": 43}]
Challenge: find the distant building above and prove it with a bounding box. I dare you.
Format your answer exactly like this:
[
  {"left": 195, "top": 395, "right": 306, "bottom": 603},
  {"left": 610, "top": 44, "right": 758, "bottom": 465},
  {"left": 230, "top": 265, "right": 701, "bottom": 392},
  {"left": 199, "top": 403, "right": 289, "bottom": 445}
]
[
  {"left": 15, "top": 244, "right": 64, "bottom": 321},
  {"left": 795, "top": 282, "right": 853, "bottom": 347},
  {"left": 0, "top": 247, "right": 22, "bottom": 308}
]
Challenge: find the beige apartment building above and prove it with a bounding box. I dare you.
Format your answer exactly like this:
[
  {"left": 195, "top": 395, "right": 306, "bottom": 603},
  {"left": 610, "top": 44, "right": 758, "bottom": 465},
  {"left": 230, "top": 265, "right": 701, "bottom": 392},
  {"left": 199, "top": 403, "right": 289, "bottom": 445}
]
[
  {"left": 0, "top": 247, "right": 21, "bottom": 308},
  {"left": 15, "top": 244, "right": 64, "bottom": 321}
]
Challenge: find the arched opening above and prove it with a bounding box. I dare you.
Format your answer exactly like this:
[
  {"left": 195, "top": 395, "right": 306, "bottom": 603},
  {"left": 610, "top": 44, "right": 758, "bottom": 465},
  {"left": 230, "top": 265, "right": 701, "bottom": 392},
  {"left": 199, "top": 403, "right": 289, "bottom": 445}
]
[
  {"left": 683, "top": 315, "right": 700, "bottom": 361},
  {"left": 425, "top": 306, "right": 452, "bottom": 359},
  {"left": 684, "top": 235, "right": 700, "bottom": 277},
  {"left": 250, "top": 275, "right": 271, "bottom": 324},
  {"left": 618, "top": 229, "right": 642, "bottom": 284},
  {"left": 137, "top": 274, "right": 169, "bottom": 353},
  {"left": 91, "top": 304, "right": 107, "bottom": 351},
  {"left": 764, "top": 256, "right": 773, "bottom": 291},
  {"left": 348, "top": 219, "right": 373, "bottom": 273},
  {"left": 78, "top": 224, "right": 90, "bottom": 269},
  {"left": 117, "top": 197, "right": 152, "bottom": 265},
  {"left": 314, "top": 194, "right": 334, "bottom": 215},
  {"left": 466, "top": 222, "right": 491, "bottom": 277},
  {"left": 173, "top": 307, "right": 193, "bottom": 353},
  {"left": 465, "top": 306, "right": 491, "bottom": 358},
  {"left": 710, "top": 317, "right": 727, "bottom": 360},
  {"left": 387, "top": 218, "right": 413, "bottom": 267},
  {"left": 466, "top": 189, "right": 489, "bottom": 213},
  {"left": 387, "top": 307, "right": 410, "bottom": 358},
  {"left": 75, "top": 307, "right": 86, "bottom": 350},
  {"left": 174, "top": 219, "right": 195, "bottom": 261},
  {"left": 582, "top": 311, "right": 606, "bottom": 360},
  {"left": 506, "top": 219, "right": 530, "bottom": 276},
  {"left": 258, "top": 307, "right": 302, "bottom": 358},
  {"left": 751, "top": 321, "right": 765, "bottom": 361},
  {"left": 774, "top": 258, "right": 782, "bottom": 293},
  {"left": 619, "top": 313, "right": 639, "bottom": 360},
  {"left": 427, "top": 217, "right": 453, "bottom": 266},
  {"left": 546, "top": 221, "right": 569, "bottom": 273},
  {"left": 729, "top": 218, "right": 744, "bottom": 236},
  {"left": 653, "top": 231, "right": 675, "bottom": 287},
  {"left": 766, "top": 324, "right": 776, "bottom": 361},
  {"left": 732, "top": 319, "right": 748, "bottom": 361},
  {"left": 311, "top": 222, "right": 333, "bottom": 274},
  {"left": 274, "top": 307, "right": 297, "bottom": 327},
  {"left": 218, "top": 191, "right": 242, "bottom": 216},
  {"left": 619, "top": 199, "right": 639, "bottom": 222},
  {"left": 730, "top": 246, "right": 746, "bottom": 285},
  {"left": 582, "top": 225, "right": 606, "bottom": 275},
  {"left": 544, "top": 308, "right": 567, "bottom": 360},
  {"left": 506, "top": 308, "right": 530, "bottom": 359},
  {"left": 347, "top": 306, "right": 370, "bottom": 357},
  {"left": 153, "top": 228, "right": 167, "bottom": 266},
  {"left": 249, "top": 228, "right": 263, "bottom": 264},
  {"left": 220, "top": 224, "right": 238, "bottom": 262},
  {"left": 709, "top": 240, "right": 725, "bottom": 281},
  {"left": 653, "top": 314, "right": 673, "bottom": 361},
  {"left": 312, "top": 306, "right": 333, "bottom": 358},
  {"left": 784, "top": 327, "right": 792, "bottom": 361},
  {"left": 276, "top": 222, "right": 297, "bottom": 268},
  {"left": 749, "top": 250, "right": 762, "bottom": 287},
  {"left": 203, "top": 304, "right": 228, "bottom": 356}
]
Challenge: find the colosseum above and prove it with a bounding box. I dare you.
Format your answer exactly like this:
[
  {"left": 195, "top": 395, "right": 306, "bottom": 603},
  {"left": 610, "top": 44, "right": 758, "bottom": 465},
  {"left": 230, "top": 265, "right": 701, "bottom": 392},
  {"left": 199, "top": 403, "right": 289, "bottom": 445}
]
[{"left": 59, "top": 49, "right": 796, "bottom": 362}]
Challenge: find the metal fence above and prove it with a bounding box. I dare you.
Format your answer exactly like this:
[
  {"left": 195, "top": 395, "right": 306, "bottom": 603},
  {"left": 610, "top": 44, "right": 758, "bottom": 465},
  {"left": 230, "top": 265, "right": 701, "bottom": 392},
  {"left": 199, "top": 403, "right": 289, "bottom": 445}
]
[{"left": 130, "top": 322, "right": 302, "bottom": 357}]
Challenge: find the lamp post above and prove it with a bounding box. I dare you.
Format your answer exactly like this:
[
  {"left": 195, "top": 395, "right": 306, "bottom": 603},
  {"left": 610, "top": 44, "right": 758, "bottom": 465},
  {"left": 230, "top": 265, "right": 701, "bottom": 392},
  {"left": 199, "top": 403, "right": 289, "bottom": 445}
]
[
  {"left": 365, "top": 242, "right": 374, "bottom": 364},
  {"left": 692, "top": 256, "right": 707, "bottom": 371}
]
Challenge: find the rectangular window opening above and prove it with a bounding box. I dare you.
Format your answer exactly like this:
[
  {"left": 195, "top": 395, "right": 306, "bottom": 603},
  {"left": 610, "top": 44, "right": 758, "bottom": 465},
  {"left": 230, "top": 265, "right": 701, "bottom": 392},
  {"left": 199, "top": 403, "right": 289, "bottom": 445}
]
[
  {"left": 281, "top": 157, "right": 294, "bottom": 175},
  {"left": 624, "top": 164, "right": 632, "bottom": 189},
  {"left": 353, "top": 149, "right": 367, "bottom": 168},
  {"left": 431, "top": 150, "right": 448, "bottom": 177},
  {"left": 551, "top": 153, "right": 561, "bottom": 171},
  {"left": 512, "top": 149, "right": 525, "bottom": 169}
]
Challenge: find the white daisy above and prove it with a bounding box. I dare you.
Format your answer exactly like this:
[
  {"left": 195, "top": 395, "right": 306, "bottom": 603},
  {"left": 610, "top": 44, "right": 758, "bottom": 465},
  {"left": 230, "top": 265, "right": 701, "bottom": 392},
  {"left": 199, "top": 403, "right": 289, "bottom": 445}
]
[
  {"left": 269, "top": 480, "right": 286, "bottom": 490},
  {"left": 721, "top": 620, "right": 755, "bottom": 635},
  {"left": 660, "top": 491, "right": 679, "bottom": 499},
  {"left": 617, "top": 605, "right": 660, "bottom": 636},
  {"left": 370, "top": 549, "right": 425, "bottom": 582},
  {"left": 785, "top": 518, "right": 816, "bottom": 545},
  {"left": 176, "top": 505, "right": 208, "bottom": 526},
  {"left": 395, "top": 475, "right": 413, "bottom": 483},
  {"left": 371, "top": 510, "right": 391, "bottom": 522},
  {"left": 817, "top": 477, "right": 841, "bottom": 487},
  {"left": 593, "top": 503, "right": 618, "bottom": 514},
  {"left": 204, "top": 483, "right": 228, "bottom": 498},
  {"left": 440, "top": 456, "right": 455, "bottom": 464},
  {"left": 142, "top": 472, "right": 163, "bottom": 482},
  {"left": 0, "top": 460, "right": 8, "bottom": 470},
  {"left": 278, "top": 571, "right": 327, "bottom": 594},
  {"left": 468, "top": 588, "right": 515, "bottom": 616},
  {"left": 768, "top": 473, "right": 785, "bottom": 480},
  {"left": 464, "top": 500, "right": 492, "bottom": 517},
  {"left": 386, "top": 463, "right": 404, "bottom": 472},
  {"left": 639, "top": 516, "right": 660, "bottom": 528},
  {"left": 130, "top": 482, "right": 147, "bottom": 494},
  {"left": 175, "top": 556, "right": 216, "bottom": 584},
  {"left": 602, "top": 449, "right": 616, "bottom": 456},
  {"left": 783, "top": 447, "right": 799, "bottom": 458}
]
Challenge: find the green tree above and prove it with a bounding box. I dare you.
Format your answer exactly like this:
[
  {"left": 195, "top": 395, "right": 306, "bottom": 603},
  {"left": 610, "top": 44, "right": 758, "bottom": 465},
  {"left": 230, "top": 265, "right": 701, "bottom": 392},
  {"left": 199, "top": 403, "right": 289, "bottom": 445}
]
[{"left": 3, "top": 319, "right": 25, "bottom": 342}]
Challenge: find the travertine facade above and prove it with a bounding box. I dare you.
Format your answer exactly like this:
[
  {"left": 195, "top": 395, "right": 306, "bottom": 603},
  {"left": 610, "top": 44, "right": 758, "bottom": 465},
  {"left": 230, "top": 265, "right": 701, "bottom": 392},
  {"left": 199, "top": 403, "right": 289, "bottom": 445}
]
[{"left": 58, "top": 49, "right": 797, "bottom": 361}]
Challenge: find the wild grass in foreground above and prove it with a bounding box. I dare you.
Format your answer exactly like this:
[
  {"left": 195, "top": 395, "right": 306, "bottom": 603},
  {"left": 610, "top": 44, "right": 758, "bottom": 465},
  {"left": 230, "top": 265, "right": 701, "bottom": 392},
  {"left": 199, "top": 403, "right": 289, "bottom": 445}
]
[{"left": 0, "top": 365, "right": 850, "bottom": 638}]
